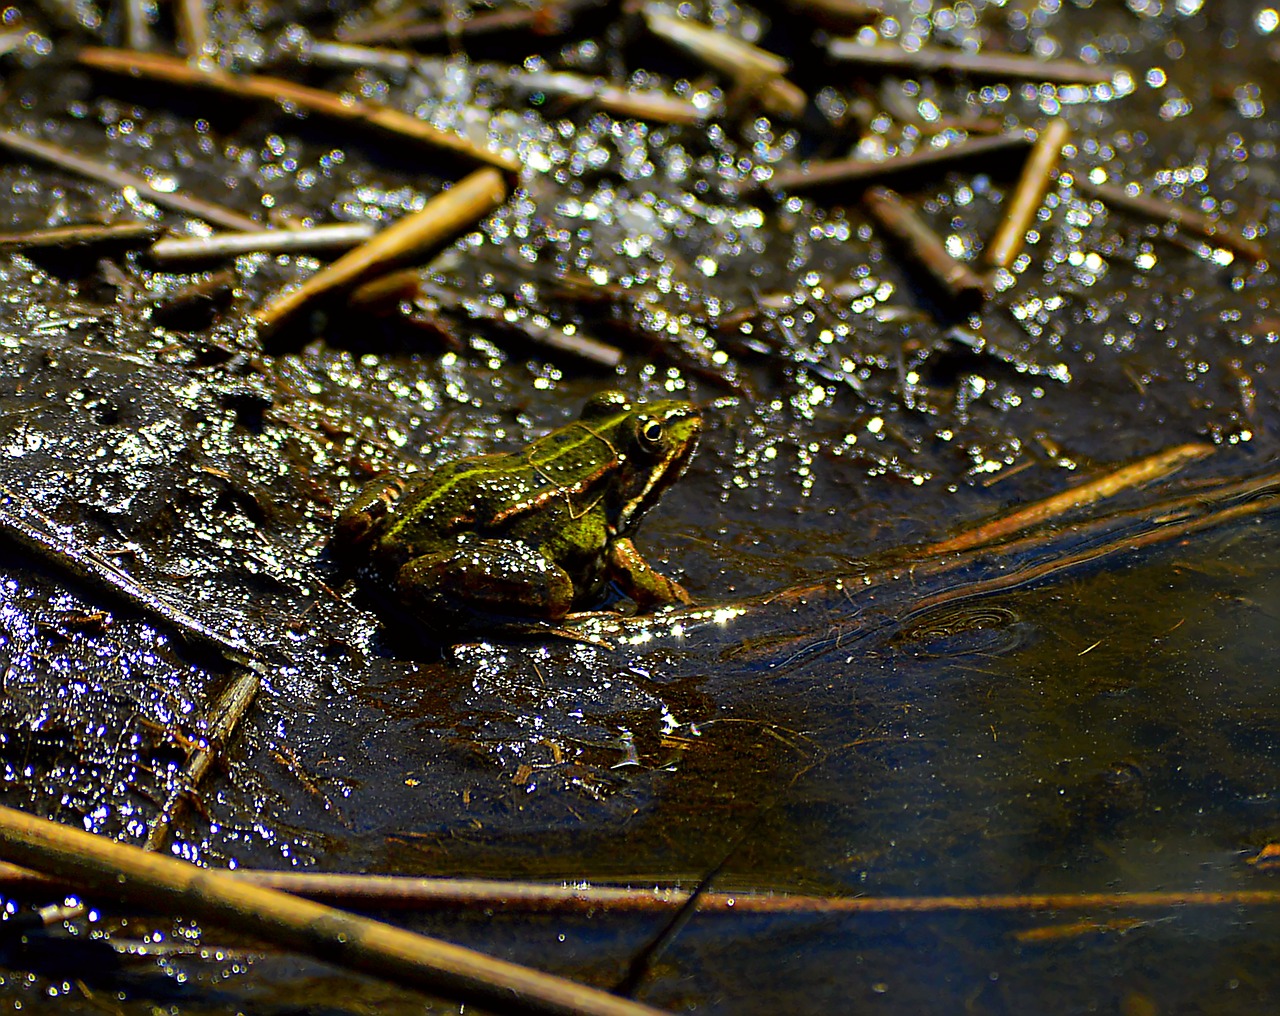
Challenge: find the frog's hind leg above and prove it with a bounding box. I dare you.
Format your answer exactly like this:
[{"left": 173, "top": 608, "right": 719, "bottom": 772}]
[{"left": 396, "top": 538, "right": 576, "bottom": 622}]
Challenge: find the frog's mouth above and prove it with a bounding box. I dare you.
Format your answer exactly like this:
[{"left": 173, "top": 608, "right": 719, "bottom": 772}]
[{"left": 616, "top": 417, "right": 702, "bottom": 533}]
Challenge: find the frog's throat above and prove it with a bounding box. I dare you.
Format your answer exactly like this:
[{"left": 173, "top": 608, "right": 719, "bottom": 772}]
[{"left": 615, "top": 438, "right": 696, "bottom": 532}]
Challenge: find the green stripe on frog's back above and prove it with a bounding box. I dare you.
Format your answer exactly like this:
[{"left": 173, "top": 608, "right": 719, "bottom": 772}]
[{"left": 383, "top": 412, "right": 627, "bottom": 538}]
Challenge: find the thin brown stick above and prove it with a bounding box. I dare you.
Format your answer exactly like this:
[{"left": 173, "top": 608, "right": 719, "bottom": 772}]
[
  {"left": 986, "top": 118, "right": 1070, "bottom": 268},
  {"left": 149, "top": 223, "right": 376, "bottom": 262},
  {"left": 0, "top": 805, "right": 669, "bottom": 1016},
  {"left": 0, "top": 220, "right": 160, "bottom": 250},
  {"left": 144, "top": 667, "right": 262, "bottom": 852},
  {"left": 0, "top": 129, "right": 259, "bottom": 232},
  {"left": 923, "top": 442, "right": 1214, "bottom": 555},
  {"left": 827, "top": 40, "right": 1123, "bottom": 84},
  {"left": 762, "top": 132, "right": 1032, "bottom": 194},
  {"left": 175, "top": 0, "right": 211, "bottom": 61},
  {"left": 1074, "top": 177, "right": 1267, "bottom": 263},
  {"left": 0, "top": 862, "right": 1274, "bottom": 915},
  {"left": 863, "top": 186, "right": 987, "bottom": 304},
  {"left": 77, "top": 47, "right": 520, "bottom": 172},
  {"left": 254, "top": 167, "right": 507, "bottom": 333}
]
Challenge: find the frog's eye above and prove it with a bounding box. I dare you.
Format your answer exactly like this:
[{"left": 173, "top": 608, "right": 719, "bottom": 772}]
[{"left": 638, "top": 419, "right": 664, "bottom": 451}]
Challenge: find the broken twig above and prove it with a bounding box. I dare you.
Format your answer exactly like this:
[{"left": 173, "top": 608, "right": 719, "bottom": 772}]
[
  {"left": 923, "top": 442, "right": 1214, "bottom": 555},
  {"left": 144, "top": 667, "right": 261, "bottom": 852},
  {"left": 762, "top": 132, "right": 1032, "bottom": 194},
  {"left": 0, "top": 220, "right": 159, "bottom": 250}
]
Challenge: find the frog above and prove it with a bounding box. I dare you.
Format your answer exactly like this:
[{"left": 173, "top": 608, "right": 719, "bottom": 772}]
[{"left": 332, "top": 390, "right": 702, "bottom": 632}]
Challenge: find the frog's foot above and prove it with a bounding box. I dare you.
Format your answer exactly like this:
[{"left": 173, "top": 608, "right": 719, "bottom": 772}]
[{"left": 605, "top": 536, "right": 694, "bottom": 610}]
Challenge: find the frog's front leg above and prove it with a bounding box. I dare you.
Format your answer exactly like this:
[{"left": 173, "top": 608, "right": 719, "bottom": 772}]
[
  {"left": 605, "top": 537, "right": 693, "bottom": 609},
  {"left": 333, "top": 474, "right": 410, "bottom": 555},
  {"left": 396, "top": 537, "right": 576, "bottom": 622}
]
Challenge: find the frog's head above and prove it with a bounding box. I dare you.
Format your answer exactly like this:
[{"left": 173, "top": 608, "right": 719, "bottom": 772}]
[{"left": 580, "top": 390, "right": 702, "bottom": 534}]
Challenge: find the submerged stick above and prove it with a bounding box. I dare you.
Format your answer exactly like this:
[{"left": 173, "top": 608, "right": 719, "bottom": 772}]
[
  {"left": 144, "top": 667, "right": 262, "bottom": 852},
  {"left": 1074, "top": 177, "right": 1267, "bottom": 263},
  {"left": 0, "top": 806, "right": 668, "bottom": 1016},
  {"left": 986, "top": 118, "right": 1070, "bottom": 268},
  {"left": 763, "top": 132, "right": 1032, "bottom": 194},
  {"left": 863, "top": 186, "right": 986, "bottom": 304},
  {"left": 0, "top": 129, "right": 259, "bottom": 232},
  {"left": 0, "top": 220, "right": 160, "bottom": 250},
  {"left": 923, "top": 442, "right": 1215, "bottom": 555},
  {"left": 77, "top": 47, "right": 519, "bottom": 172},
  {"left": 150, "top": 223, "right": 376, "bottom": 262},
  {"left": 827, "top": 40, "right": 1123, "bottom": 84},
  {"left": 254, "top": 167, "right": 507, "bottom": 333},
  {"left": 0, "top": 862, "right": 1274, "bottom": 915}
]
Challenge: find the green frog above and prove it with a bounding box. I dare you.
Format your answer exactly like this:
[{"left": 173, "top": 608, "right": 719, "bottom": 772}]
[{"left": 333, "top": 390, "right": 702, "bottom": 631}]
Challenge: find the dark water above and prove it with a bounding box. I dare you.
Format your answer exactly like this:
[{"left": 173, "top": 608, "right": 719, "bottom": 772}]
[{"left": 0, "top": 0, "right": 1275, "bottom": 1012}]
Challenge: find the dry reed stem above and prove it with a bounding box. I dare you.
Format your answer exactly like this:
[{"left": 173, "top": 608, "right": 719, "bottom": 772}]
[
  {"left": 0, "top": 129, "right": 259, "bottom": 232},
  {"left": 150, "top": 223, "right": 376, "bottom": 262},
  {"left": 77, "top": 47, "right": 519, "bottom": 172},
  {"left": 253, "top": 167, "right": 507, "bottom": 333},
  {"left": 175, "top": 0, "right": 211, "bottom": 61},
  {"left": 144, "top": 667, "right": 262, "bottom": 852},
  {"left": 643, "top": 9, "right": 806, "bottom": 117},
  {"left": 0, "top": 805, "right": 669, "bottom": 1016},
  {"left": 923, "top": 442, "right": 1215, "bottom": 556},
  {"left": 986, "top": 118, "right": 1070, "bottom": 268}
]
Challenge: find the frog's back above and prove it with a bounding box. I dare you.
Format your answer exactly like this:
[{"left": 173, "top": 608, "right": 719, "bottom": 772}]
[{"left": 380, "top": 452, "right": 552, "bottom": 551}]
